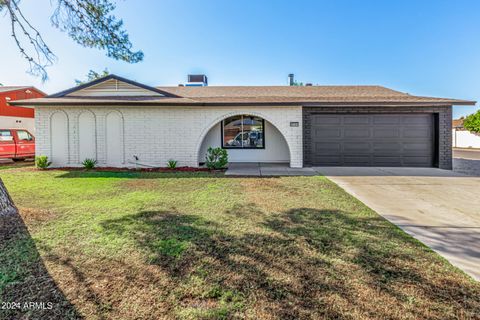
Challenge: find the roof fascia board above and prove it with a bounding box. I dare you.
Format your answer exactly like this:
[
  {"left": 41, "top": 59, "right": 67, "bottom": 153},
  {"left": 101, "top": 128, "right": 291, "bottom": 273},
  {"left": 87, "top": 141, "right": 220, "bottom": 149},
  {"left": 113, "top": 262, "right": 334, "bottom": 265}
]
[{"left": 9, "top": 100, "right": 474, "bottom": 107}]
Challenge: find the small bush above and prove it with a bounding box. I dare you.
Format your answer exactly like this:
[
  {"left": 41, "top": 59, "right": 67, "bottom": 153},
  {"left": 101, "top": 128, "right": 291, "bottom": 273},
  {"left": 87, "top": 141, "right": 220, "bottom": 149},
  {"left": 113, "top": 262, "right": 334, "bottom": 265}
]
[
  {"left": 167, "top": 159, "right": 177, "bottom": 169},
  {"left": 82, "top": 158, "right": 97, "bottom": 170},
  {"left": 205, "top": 147, "right": 228, "bottom": 170},
  {"left": 464, "top": 111, "right": 480, "bottom": 133},
  {"left": 35, "top": 155, "right": 51, "bottom": 169}
]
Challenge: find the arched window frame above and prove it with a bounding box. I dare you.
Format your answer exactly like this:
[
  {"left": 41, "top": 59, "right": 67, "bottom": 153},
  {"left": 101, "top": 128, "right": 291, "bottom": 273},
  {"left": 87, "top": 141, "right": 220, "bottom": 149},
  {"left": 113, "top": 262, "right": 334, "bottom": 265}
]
[{"left": 221, "top": 115, "right": 265, "bottom": 149}]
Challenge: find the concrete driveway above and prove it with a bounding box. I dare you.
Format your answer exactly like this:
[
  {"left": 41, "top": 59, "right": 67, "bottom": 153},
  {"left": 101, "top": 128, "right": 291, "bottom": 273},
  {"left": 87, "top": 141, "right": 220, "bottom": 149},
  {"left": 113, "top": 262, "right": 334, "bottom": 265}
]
[{"left": 314, "top": 166, "right": 480, "bottom": 281}]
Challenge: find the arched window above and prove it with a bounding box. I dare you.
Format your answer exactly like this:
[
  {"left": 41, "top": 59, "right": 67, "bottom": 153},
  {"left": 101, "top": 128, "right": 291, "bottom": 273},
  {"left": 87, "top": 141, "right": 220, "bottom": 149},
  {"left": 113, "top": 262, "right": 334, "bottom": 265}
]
[{"left": 222, "top": 115, "right": 265, "bottom": 149}]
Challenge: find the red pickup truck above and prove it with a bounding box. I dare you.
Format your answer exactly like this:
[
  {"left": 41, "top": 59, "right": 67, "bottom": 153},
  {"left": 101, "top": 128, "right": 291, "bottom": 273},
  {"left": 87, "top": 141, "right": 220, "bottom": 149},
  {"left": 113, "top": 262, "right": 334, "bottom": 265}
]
[{"left": 0, "top": 129, "right": 35, "bottom": 160}]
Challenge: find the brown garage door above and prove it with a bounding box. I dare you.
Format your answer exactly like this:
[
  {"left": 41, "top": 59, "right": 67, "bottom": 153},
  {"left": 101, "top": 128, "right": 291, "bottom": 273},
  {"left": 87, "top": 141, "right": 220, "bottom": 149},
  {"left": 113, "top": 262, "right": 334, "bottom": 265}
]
[{"left": 309, "top": 114, "right": 434, "bottom": 167}]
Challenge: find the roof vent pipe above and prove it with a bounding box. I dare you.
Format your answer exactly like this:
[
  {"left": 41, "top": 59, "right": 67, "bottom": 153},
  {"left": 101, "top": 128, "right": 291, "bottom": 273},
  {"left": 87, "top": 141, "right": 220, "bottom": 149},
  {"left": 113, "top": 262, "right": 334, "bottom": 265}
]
[{"left": 288, "top": 73, "right": 294, "bottom": 86}]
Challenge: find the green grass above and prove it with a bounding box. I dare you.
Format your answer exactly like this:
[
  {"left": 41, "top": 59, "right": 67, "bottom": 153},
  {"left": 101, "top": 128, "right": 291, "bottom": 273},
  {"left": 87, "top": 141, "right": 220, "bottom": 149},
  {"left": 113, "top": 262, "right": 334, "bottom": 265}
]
[{"left": 1, "top": 167, "right": 479, "bottom": 319}]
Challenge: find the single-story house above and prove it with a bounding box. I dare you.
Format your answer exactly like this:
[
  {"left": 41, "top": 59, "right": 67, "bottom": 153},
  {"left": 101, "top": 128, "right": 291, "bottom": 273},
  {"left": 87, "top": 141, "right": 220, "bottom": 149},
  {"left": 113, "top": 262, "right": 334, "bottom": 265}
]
[
  {"left": 452, "top": 118, "right": 465, "bottom": 130},
  {"left": 11, "top": 74, "right": 475, "bottom": 169}
]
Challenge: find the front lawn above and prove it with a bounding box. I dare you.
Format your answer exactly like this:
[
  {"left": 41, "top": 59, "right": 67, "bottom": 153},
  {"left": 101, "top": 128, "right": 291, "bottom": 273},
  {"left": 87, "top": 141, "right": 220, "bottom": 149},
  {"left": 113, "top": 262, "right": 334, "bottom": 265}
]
[{"left": 1, "top": 167, "right": 479, "bottom": 319}]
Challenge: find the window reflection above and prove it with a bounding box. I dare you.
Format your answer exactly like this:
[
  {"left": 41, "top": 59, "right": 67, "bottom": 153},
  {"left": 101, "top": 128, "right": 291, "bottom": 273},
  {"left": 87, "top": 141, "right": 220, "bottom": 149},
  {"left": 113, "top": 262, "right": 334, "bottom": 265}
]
[{"left": 222, "top": 115, "right": 264, "bottom": 148}]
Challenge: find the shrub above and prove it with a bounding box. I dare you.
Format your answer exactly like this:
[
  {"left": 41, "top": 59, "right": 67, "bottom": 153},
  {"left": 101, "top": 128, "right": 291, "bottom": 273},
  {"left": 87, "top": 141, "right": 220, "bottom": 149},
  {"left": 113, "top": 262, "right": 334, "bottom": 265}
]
[
  {"left": 205, "top": 147, "right": 228, "bottom": 170},
  {"left": 35, "top": 155, "right": 51, "bottom": 169},
  {"left": 167, "top": 159, "right": 177, "bottom": 169},
  {"left": 82, "top": 158, "right": 97, "bottom": 169},
  {"left": 464, "top": 111, "right": 480, "bottom": 133}
]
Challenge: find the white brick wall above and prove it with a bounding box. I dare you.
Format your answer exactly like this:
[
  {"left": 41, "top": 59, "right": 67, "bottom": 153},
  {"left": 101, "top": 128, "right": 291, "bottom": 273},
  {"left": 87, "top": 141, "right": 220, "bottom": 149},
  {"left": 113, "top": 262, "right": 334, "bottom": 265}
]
[{"left": 35, "top": 105, "right": 304, "bottom": 168}]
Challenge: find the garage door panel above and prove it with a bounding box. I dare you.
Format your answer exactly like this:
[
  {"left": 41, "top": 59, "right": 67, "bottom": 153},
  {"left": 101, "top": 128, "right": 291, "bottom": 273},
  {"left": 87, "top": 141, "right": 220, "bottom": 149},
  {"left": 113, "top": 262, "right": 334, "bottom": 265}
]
[
  {"left": 403, "top": 156, "right": 433, "bottom": 166},
  {"left": 373, "top": 127, "right": 400, "bottom": 138},
  {"left": 314, "top": 142, "right": 341, "bottom": 154},
  {"left": 403, "top": 142, "right": 432, "bottom": 152},
  {"left": 344, "top": 128, "right": 371, "bottom": 138},
  {"left": 373, "top": 142, "right": 402, "bottom": 153},
  {"left": 314, "top": 128, "right": 341, "bottom": 138},
  {"left": 313, "top": 115, "right": 341, "bottom": 125},
  {"left": 344, "top": 116, "right": 370, "bottom": 124},
  {"left": 402, "top": 114, "right": 431, "bottom": 125},
  {"left": 373, "top": 115, "right": 402, "bottom": 125},
  {"left": 343, "top": 142, "right": 371, "bottom": 153},
  {"left": 403, "top": 128, "right": 431, "bottom": 138},
  {"left": 309, "top": 113, "right": 434, "bottom": 167},
  {"left": 372, "top": 156, "right": 402, "bottom": 166},
  {"left": 344, "top": 155, "right": 372, "bottom": 166}
]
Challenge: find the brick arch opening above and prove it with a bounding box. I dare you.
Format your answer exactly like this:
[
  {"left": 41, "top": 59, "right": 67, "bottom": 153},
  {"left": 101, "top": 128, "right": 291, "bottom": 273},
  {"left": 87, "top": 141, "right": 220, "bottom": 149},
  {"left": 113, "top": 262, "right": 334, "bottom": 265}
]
[{"left": 196, "top": 112, "right": 292, "bottom": 166}]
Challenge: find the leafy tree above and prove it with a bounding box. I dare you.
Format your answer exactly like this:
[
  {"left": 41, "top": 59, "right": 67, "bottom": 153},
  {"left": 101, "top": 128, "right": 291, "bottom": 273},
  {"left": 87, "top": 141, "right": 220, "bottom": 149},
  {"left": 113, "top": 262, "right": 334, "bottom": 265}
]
[
  {"left": 0, "top": 0, "right": 143, "bottom": 81},
  {"left": 463, "top": 110, "right": 480, "bottom": 133},
  {"left": 75, "top": 68, "right": 110, "bottom": 85}
]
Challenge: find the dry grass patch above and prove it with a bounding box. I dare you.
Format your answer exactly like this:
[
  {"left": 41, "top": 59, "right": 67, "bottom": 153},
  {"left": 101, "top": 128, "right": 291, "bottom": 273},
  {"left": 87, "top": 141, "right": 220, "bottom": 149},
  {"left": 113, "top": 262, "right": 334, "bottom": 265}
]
[{"left": 19, "top": 207, "right": 57, "bottom": 224}]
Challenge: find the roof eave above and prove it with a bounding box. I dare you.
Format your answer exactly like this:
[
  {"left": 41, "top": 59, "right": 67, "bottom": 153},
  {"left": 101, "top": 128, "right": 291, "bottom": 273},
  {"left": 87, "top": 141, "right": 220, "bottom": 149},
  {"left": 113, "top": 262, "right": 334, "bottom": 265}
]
[
  {"left": 9, "top": 100, "right": 476, "bottom": 107},
  {"left": 303, "top": 100, "right": 477, "bottom": 107}
]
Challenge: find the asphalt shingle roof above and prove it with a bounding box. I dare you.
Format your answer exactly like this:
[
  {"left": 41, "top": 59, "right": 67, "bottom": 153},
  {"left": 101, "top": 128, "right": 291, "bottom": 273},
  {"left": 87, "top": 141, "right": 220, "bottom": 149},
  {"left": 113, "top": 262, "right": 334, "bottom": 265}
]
[
  {"left": 155, "top": 85, "right": 474, "bottom": 104},
  {"left": 9, "top": 83, "right": 476, "bottom": 106}
]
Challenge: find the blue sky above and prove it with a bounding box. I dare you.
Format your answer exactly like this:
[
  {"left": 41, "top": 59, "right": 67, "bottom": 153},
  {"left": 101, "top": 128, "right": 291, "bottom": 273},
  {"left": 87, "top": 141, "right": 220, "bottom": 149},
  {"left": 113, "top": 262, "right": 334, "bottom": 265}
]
[{"left": 0, "top": 0, "right": 479, "bottom": 118}]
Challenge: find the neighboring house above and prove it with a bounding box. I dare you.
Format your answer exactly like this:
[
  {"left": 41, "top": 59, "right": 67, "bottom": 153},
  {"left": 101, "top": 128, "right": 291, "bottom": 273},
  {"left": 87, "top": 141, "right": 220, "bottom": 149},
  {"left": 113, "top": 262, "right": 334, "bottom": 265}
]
[
  {"left": 452, "top": 117, "right": 480, "bottom": 149},
  {"left": 11, "top": 74, "right": 475, "bottom": 169},
  {"left": 0, "top": 86, "right": 46, "bottom": 133},
  {"left": 452, "top": 118, "right": 465, "bottom": 130}
]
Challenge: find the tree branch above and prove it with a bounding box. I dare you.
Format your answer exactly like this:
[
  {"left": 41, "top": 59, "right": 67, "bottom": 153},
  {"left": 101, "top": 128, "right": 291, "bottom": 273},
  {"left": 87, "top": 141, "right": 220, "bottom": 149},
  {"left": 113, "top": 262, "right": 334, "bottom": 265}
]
[
  {"left": 52, "top": 0, "right": 143, "bottom": 63},
  {"left": 0, "top": 0, "right": 143, "bottom": 81},
  {"left": 3, "top": 0, "right": 56, "bottom": 81}
]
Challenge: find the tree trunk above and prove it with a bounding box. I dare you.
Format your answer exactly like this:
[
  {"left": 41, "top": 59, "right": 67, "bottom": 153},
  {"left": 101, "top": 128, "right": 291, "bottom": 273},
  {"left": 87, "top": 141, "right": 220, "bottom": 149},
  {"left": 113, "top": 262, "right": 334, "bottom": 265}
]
[{"left": 0, "top": 178, "right": 17, "bottom": 216}]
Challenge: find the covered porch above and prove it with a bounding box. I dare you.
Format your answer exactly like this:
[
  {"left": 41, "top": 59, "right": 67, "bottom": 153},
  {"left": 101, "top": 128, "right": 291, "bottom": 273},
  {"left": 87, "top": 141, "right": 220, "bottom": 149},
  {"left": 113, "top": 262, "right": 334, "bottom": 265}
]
[{"left": 198, "top": 113, "right": 303, "bottom": 168}]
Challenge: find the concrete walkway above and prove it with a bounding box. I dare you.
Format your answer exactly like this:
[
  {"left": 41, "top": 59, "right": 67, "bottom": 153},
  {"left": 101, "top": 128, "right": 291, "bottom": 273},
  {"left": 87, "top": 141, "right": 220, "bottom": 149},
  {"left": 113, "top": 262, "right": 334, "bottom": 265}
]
[
  {"left": 225, "top": 162, "right": 316, "bottom": 176},
  {"left": 314, "top": 167, "right": 480, "bottom": 281}
]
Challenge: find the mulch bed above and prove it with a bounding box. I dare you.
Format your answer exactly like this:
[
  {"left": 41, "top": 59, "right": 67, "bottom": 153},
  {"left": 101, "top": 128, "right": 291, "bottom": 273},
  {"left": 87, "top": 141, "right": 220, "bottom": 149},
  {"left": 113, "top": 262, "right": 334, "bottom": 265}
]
[{"left": 42, "top": 166, "right": 224, "bottom": 173}]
